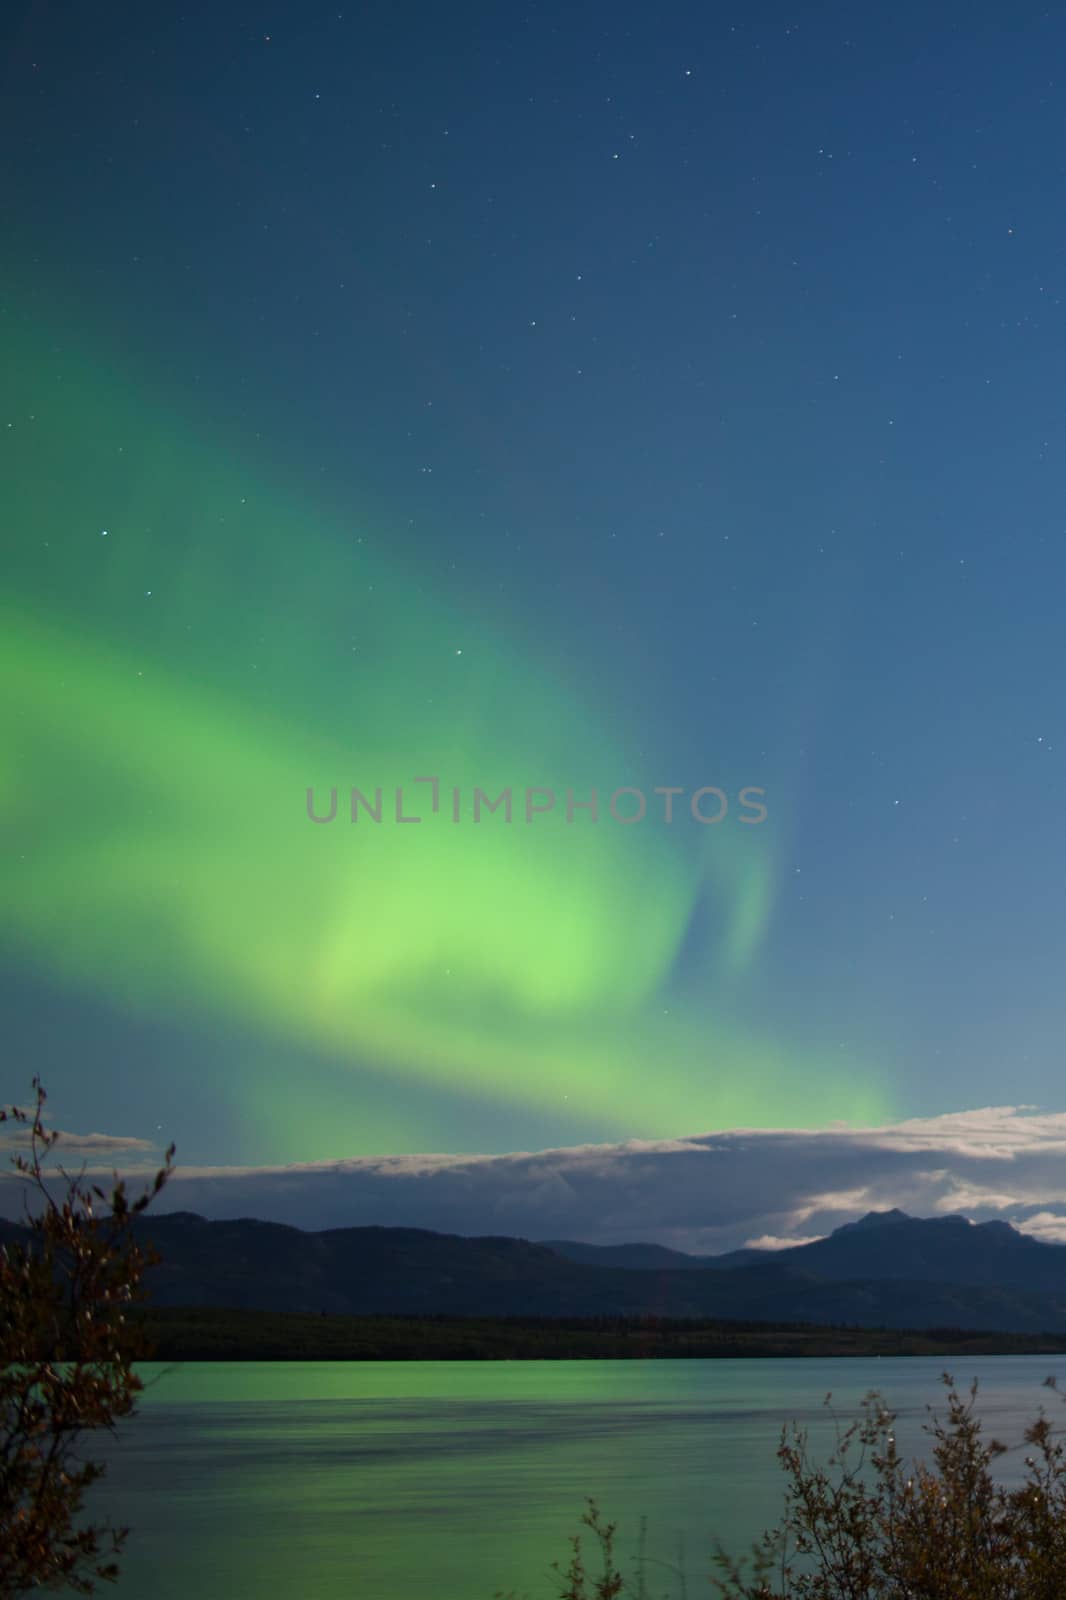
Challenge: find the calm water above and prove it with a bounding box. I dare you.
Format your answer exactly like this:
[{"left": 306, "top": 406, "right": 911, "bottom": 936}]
[{"left": 94, "top": 1357, "right": 1066, "bottom": 1599}]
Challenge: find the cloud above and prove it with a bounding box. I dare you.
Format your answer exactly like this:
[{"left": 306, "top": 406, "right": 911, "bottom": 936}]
[
  {"left": 0, "top": 1126, "right": 161, "bottom": 1205},
  {"left": 0, "top": 1126, "right": 158, "bottom": 1158},
  {"left": 742, "top": 1234, "right": 826, "bottom": 1251},
  {"left": 8, "top": 1105, "right": 1066, "bottom": 1252},
  {"left": 1015, "top": 1211, "right": 1066, "bottom": 1244}
]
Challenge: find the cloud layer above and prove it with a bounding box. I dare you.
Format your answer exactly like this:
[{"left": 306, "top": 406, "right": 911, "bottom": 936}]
[
  {"left": 7, "top": 1105, "right": 1066, "bottom": 1253},
  {"left": 0, "top": 1126, "right": 157, "bottom": 1158}
]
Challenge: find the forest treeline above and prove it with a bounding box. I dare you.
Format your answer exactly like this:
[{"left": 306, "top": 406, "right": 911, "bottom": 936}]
[{"left": 134, "top": 1305, "right": 1066, "bottom": 1361}]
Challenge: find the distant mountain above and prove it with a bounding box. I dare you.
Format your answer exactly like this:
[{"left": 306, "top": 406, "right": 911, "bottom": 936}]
[
  {"left": 541, "top": 1239, "right": 719, "bottom": 1270},
  {"left": 543, "top": 1238, "right": 766, "bottom": 1270},
  {"left": 722, "top": 1209, "right": 1066, "bottom": 1291},
  {"left": 548, "top": 1210, "right": 1066, "bottom": 1290},
  {"left": 8, "top": 1207, "right": 1066, "bottom": 1333},
  {"left": 129, "top": 1208, "right": 1066, "bottom": 1331},
  {"left": 844, "top": 1208, "right": 913, "bottom": 1229}
]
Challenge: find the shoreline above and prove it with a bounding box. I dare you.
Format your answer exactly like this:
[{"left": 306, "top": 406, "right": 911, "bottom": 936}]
[{"left": 136, "top": 1307, "right": 1066, "bottom": 1361}]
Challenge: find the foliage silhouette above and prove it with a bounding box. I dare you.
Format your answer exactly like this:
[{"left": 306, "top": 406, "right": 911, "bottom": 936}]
[
  {"left": 0, "top": 1079, "right": 172, "bottom": 1596},
  {"left": 503, "top": 1375, "right": 1066, "bottom": 1600}
]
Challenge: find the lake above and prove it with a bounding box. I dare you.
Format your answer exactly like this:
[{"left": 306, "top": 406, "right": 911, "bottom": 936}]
[{"left": 96, "top": 1356, "right": 1066, "bottom": 1599}]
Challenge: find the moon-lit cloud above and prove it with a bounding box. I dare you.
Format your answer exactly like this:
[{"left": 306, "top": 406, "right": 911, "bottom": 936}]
[
  {"left": 12, "top": 1104, "right": 1066, "bottom": 1253},
  {"left": 0, "top": 1126, "right": 159, "bottom": 1169}
]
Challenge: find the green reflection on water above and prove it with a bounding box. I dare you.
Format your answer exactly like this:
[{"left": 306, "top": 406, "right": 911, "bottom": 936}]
[{"left": 96, "top": 1358, "right": 1066, "bottom": 1600}]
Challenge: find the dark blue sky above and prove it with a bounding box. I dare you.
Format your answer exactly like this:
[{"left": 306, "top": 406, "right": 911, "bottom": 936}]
[{"left": 2, "top": 1, "right": 1065, "bottom": 1165}]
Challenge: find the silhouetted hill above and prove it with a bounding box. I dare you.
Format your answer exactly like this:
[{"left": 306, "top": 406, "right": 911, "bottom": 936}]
[
  {"left": 543, "top": 1238, "right": 765, "bottom": 1270},
  {"left": 136, "top": 1215, "right": 590, "bottom": 1315},
  {"left": 547, "top": 1210, "right": 1066, "bottom": 1290},
  {"left": 122, "top": 1209, "right": 1066, "bottom": 1330},
  {"left": 727, "top": 1210, "right": 1066, "bottom": 1290},
  {"left": 540, "top": 1239, "right": 719, "bottom": 1270},
  {"left": 8, "top": 1207, "right": 1066, "bottom": 1332}
]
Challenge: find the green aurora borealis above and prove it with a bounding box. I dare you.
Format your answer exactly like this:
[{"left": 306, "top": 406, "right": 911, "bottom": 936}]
[{"left": 2, "top": 303, "right": 890, "bottom": 1156}]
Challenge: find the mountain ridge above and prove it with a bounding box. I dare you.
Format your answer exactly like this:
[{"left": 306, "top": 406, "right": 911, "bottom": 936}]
[{"left": 6, "top": 1207, "right": 1064, "bottom": 1332}]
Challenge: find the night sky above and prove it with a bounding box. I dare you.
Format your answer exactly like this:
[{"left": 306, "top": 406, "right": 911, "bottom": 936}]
[{"left": 3, "top": 3, "right": 1065, "bottom": 1184}]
